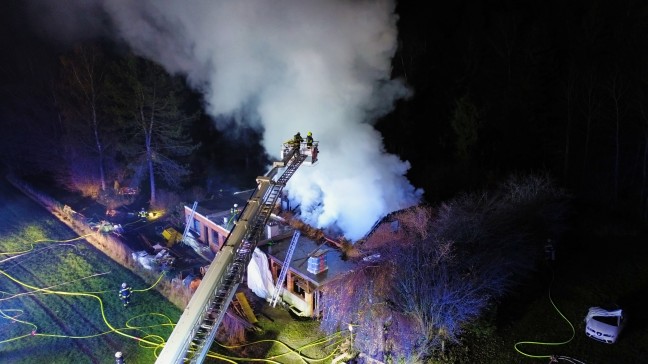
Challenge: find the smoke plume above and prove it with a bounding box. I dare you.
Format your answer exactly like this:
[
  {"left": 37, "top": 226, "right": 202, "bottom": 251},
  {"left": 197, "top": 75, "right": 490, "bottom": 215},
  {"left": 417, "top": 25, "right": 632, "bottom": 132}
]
[{"left": 29, "top": 0, "right": 423, "bottom": 240}]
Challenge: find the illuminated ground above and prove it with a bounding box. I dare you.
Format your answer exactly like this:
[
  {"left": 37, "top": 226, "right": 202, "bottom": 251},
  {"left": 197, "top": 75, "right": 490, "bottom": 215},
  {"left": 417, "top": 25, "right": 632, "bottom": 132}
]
[{"left": 0, "top": 178, "right": 181, "bottom": 363}]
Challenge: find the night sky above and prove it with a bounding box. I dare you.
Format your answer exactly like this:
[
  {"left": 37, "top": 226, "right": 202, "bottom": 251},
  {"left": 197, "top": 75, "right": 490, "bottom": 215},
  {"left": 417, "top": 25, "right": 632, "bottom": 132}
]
[{"left": 2, "top": 0, "right": 648, "bottom": 234}]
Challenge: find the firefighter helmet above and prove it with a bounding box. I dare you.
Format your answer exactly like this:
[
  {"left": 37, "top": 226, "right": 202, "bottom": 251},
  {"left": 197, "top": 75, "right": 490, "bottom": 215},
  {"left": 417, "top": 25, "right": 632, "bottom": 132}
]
[
  {"left": 307, "top": 131, "right": 312, "bottom": 136},
  {"left": 121, "top": 283, "right": 127, "bottom": 289}
]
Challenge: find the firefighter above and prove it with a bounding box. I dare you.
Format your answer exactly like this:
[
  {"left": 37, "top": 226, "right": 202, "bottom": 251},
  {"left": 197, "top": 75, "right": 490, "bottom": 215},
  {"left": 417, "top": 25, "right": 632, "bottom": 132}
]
[
  {"left": 306, "top": 131, "right": 314, "bottom": 148},
  {"left": 115, "top": 351, "right": 125, "bottom": 364},
  {"left": 119, "top": 282, "right": 132, "bottom": 307},
  {"left": 293, "top": 132, "right": 303, "bottom": 145}
]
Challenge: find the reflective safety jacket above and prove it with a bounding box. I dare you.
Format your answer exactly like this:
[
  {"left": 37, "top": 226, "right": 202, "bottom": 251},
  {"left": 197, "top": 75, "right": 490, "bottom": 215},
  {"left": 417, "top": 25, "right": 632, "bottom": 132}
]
[{"left": 119, "top": 286, "right": 132, "bottom": 299}]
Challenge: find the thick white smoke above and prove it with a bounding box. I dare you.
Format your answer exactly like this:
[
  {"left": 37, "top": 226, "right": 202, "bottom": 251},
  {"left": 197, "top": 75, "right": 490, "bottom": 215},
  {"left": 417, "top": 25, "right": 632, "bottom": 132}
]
[{"left": 30, "top": 0, "right": 423, "bottom": 241}]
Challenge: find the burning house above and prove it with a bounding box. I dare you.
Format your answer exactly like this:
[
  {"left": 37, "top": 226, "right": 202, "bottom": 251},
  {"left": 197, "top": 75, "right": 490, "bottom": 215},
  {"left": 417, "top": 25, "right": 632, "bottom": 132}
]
[{"left": 183, "top": 193, "right": 355, "bottom": 318}]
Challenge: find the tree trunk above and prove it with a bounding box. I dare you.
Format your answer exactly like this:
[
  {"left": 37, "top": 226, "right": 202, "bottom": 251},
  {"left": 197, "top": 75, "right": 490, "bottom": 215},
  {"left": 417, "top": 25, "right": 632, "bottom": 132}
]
[
  {"left": 92, "top": 104, "right": 106, "bottom": 191},
  {"left": 147, "top": 138, "right": 156, "bottom": 205},
  {"left": 581, "top": 71, "right": 598, "bottom": 183},
  {"left": 639, "top": 104, "right": 648, "bottom": 219},
  {"left": 564, "top": 65, "right": 575, "bottom": 182},
  {"left": 609, "top": 73, "right": 624, "bottom": 204},
  {"left": 643, "top": 137, "right": 648, "bottom": 219}
]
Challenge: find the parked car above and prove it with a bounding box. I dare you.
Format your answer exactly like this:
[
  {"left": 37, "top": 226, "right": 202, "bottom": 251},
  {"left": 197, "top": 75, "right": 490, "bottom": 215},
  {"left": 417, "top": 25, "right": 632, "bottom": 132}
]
[{"left": 585, "top": 307, "right": 625, "bottom": 344}]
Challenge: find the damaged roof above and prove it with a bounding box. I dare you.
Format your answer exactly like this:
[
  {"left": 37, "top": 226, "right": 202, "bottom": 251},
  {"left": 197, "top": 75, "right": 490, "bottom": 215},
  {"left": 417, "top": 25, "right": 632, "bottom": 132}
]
[{"left": 259, "top": 229, "right": 356, "bottom": 288}]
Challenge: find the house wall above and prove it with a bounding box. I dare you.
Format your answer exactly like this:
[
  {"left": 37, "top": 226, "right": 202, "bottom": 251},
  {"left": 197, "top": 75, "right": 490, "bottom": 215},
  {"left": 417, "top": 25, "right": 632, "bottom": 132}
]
[
  {"left": 269, "top": 258, "right": 319, "bottom": 318},
  {"left": 184, "top": 206, "right": 230, "bottom": 253},
  {"left": 282, "top": 290, "right": 312, "bottom": 316},
  {"left": 183, "top": 206, "right": 324, "bottom": 318}
]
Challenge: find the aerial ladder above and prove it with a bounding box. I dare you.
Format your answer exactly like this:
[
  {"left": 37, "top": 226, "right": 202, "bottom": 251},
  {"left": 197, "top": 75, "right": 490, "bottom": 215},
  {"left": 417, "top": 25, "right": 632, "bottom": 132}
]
[
  {"left": 156, "top": 139, "right": 316, "bottom": 364},
  {"left": 181, "top": 201, "right": 198, "bottom": 244},
  {"left": 270, "top": 230, "right": 300, "bottom": 307}
]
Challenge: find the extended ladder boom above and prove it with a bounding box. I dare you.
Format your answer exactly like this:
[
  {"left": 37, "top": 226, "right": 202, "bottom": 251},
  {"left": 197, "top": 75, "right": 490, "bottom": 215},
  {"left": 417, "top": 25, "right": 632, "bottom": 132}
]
[{"left": 156, "top": 145, "right": 308, "bottom": 364}]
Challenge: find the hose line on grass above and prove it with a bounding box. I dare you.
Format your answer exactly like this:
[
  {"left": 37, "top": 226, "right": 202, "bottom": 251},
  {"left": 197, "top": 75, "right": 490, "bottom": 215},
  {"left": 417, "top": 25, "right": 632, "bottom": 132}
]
[
  {"left": 513, "top": 263, "right": 585, "bottom": 364},
  {"left": 1, "top": 265, "right": 343, "bottom": 363},
  {"left": 214, "top": 330, "right": 345, "bottom": 363},
  {"left": 0, "top": 235, "right": 176, "bottom": 357},
  {"left": 32, "top": 233, "right": 94, "bottom": 244},
  {"left": 1, "top": 234, "right": 340, "bottom": 363},
  {"left": 550, "top": 355, "right": 588, "bottom": 363},
  {"left": 133, "top": 271, "right": 167, "bottom": 293},
  {"left": 0, "top": 234, "right": 294, "bottom": 364},
  {"left": 0, "top": 233, "right": 92, "bottom": 257}
]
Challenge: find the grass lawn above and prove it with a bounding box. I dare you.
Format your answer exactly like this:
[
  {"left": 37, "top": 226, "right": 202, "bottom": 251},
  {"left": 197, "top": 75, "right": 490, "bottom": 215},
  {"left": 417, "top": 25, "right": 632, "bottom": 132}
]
[
  {"left": 207, "top": 301, "right": 346, "bottom": 364},
  {"left": 0, "top": 179, "right": 181, "bottom": 363}
]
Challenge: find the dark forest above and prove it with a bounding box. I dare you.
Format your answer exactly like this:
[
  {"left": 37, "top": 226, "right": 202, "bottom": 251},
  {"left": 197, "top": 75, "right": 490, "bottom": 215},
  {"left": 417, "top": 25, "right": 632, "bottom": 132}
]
[{"left": 383, "top": 0, "right": 648, "bottom": 220}]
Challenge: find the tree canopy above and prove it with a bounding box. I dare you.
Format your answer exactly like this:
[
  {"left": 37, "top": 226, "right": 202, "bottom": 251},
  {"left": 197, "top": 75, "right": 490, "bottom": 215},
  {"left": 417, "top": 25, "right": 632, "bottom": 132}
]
[
  {"left": 320, "top": 173, "right": 570, "bottom": 361},
  {"left": 106, "top": 54, "right": 200, "bottom": 205}
]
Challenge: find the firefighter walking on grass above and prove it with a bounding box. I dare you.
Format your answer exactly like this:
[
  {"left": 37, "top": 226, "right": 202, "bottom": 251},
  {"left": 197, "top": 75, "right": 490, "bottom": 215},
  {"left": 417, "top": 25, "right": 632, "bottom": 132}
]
[{"left": 119, "top": 282, "right": 132, "bottom": 307}]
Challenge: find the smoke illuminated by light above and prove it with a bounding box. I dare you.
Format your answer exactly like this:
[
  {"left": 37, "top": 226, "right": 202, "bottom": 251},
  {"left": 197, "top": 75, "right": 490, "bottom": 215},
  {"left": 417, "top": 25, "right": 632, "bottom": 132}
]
[{"left": 29, "top": 0, "right": 423, "bottom": 240}]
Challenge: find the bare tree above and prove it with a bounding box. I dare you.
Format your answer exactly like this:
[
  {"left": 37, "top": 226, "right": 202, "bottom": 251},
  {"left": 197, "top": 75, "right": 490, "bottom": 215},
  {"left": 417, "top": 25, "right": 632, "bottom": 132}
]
[
  {"left": 578, "top": 68, "right": 602, "bottom": 179},
  {"left": 109, "top": 55, "right": 199, "bottom": 205},
  {"left": 57, "top": 44, "right": 114, "bottom": 195},
  {"left": 564, "top": 61, "right": 577, "bottom": 181},
  {"left": 637, "top": 101, "right": 648, "bottom": 219},
  {"left": 451, "top": 93, "right": 480, "bottom": 162},
  {"left": 608, "top": 69, "right": 628, "bottom": 204},
  {"left": 320, "top": 174, "right": 570, "bottom": 362}
]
